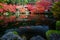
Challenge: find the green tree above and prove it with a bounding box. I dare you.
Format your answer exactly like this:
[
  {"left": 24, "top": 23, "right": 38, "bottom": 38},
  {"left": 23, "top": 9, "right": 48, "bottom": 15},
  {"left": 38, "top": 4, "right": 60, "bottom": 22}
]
[{"left": 51, "top": 1, "right": 60, "bottom": 20}]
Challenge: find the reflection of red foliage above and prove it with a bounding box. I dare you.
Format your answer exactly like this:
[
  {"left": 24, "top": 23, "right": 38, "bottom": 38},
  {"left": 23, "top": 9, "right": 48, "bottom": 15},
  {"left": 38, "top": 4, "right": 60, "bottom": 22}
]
[
  {"left": 4, "top": 17, "right": 9, "bottom": 23},
  {"left": 9, "top": 16, "right": 16, "bottom": 22},
  {"left": 39, "top": 14, "right": 45, "bottom": 20},
  {"left": 28, "top": 13, "right": 36, "bottom": 20},
  {"left": 0, "top": 16, "right": 4, "bottom": 20}
]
